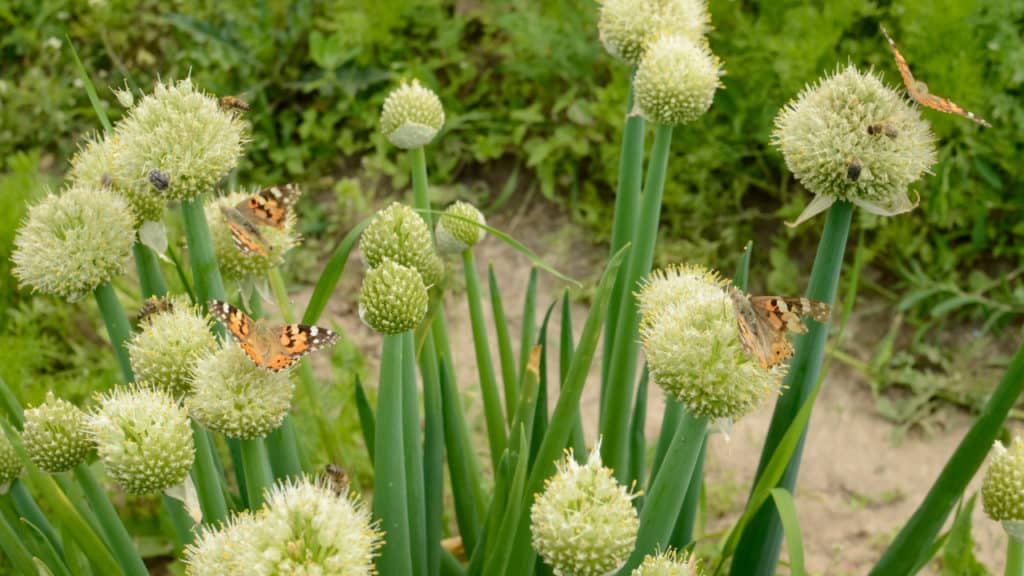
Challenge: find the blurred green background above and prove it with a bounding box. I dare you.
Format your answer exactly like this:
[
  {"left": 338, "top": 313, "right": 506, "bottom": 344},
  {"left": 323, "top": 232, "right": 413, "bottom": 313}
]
[{"left": 1, "top": 0, "right": 1022, "bottom": 461}]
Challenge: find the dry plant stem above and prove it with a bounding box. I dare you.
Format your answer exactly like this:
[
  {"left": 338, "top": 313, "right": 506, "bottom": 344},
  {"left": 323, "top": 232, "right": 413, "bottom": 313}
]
[
  {"left": 462, "top": 249, "right": 507, "bottom": 470},
  {"left": 601, "top": 81, "right": 644, "bottom": 409},
  {"left": 732, "top": 201, "right": 853, "bottom": 576},
  {"left": 600, "top": 123, "right": 674, "bottom": 481}
]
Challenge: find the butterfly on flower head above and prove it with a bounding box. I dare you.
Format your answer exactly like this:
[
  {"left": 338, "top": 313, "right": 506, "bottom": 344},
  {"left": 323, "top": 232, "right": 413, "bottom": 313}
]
[
  {"left": 220, "top": 184, "right": 302, "bottom": 257},
  {"left": 207, "top": 299, "right": 338, "bottom": 372},
  {"left": 728, "top": 288, "right": 832, "bottom": 369},
  {"left": 880, "top": 24, "right": 991, "bottom": 128}
]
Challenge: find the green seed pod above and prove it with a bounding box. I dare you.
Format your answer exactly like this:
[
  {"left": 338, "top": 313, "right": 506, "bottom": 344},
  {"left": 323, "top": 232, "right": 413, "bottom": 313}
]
[
  {"left": 360, "top": 202, "right": 441, "bottom": 285},
  {"left": 206, "top": 191, "right": 300, "bottom": 281},
  {"left": 435, "top": 201, "right": 486, "bottom": 255},
  {"left": 380, "top": 80, "right": 445, "bottom": 149},
  {"left": 638, "top": 264, "right": 781, "bottom": 421},
  {"left": 0, "top": 431, "right": 22, "bottom": 489},
  {"left": 112, "top": 78, "right": 247, "bottom": 201},
  {"left": 634, "top": 34, "right": 722, "bottom": 126},
  {"left": 773, "top": 64, "right": 937, "bottom": 226},
  {"left": 631, "top": 549, "right": 703, "bottom": 575},
  {"left": 187, "top": 345, "right": 294, "bottom": 439},
  {"left": 22, "top": 392, "right": 93, "bottom": 473},
  {"left": 598, "top": 0, "right": 710, "bottom": 66},
  {"left": 983, "top": 438, "right": 1024, "bottom": 523},
  {"left": 89, "top": 386, "right": 195, "bottom": 494},
  {"left": 358, "top": 259, "right": 429, "bottom": 335},
  {"left": 12, "top": 185, "right": 135, "bottom": 302},
  {"left": 531, "top": 447, "right": 639, "bottom": 576},
  {"left": 68, "top": 133, "right": 165, "bottom": 227}
]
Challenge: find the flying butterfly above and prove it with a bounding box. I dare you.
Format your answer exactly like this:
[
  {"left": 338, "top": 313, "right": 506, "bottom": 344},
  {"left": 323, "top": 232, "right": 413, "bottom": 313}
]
[
  {"left": 729, "top": 288, "right": 832, "bottom": 369},
  {"left": 207, "top": 300, "right": 339, "bottom": 372},
  {"left": 220, "top": 184, "right": 302, "bottom": 257},
  {"left": 880, "top": 24, "right": 991, "bottom": 128}
]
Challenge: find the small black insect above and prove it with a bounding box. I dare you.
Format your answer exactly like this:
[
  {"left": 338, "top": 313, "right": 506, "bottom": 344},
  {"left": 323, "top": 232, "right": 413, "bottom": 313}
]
[
  {"left": 148, "top": 170, "right": 170, "bottom": 191},
  {"left": 846, "top": 161, "right": 862, "bottom": 182}
]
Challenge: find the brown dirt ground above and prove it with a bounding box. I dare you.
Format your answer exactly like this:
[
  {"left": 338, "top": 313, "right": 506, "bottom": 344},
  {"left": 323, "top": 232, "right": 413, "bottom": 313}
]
[{"left": 306, "top": 203, "right": 1009, "bottom": 575}]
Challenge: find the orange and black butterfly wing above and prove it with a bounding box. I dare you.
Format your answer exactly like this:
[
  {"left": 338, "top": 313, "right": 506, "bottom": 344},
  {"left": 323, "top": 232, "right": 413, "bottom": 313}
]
[
  {"left": 747, "top": 296, "right": 832, "bottom": 368},
  {"left": 207, "top": 300, "right": 267, "bottom": 368},
  {"left": 264, "top": 323, "right": 340, "bottom": 372},
  {"left": 234, "top": 184, "right": 302, "bottom": 230},
  {"left": 221, "top": 206, "right": 269, "bottom": 257},
  {"left": 880, "top": 24, "right": 991, "bottom": 128}
]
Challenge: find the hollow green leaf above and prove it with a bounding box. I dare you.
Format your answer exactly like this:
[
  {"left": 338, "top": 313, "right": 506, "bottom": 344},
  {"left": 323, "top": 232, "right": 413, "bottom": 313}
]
[
  {"left": 66, "top": 37, "right": 112, "bottom": 133},
  {"left": 354, "top": 376, "right": 376, "bottom": 463},
  {"left": 302, "top": 218, "right": 369, "bottom": 325},
  {"left": 489, "top": 264, "right": 518, "bottom": 424},
  {"left": 770, "top": 488, "right": 805, "bottom": 576}
]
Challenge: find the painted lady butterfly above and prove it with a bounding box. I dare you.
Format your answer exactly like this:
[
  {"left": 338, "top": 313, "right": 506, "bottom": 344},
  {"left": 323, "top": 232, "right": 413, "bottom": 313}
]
[
  {"left": 880, "top": 24, "right": 991, "bottom": 128},
  {"left": 207, "top": 299, "right": 338, "bottom": 372},
  {"left": 220, "top": 184, "right": 302, "bottom": 257},
  {"left": 729, "top": 288, "right": 832, "bottom": 369}
]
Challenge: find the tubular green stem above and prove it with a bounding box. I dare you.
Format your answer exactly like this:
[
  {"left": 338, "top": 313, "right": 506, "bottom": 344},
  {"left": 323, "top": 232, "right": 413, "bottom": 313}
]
[
  {"left": 132, "top": 241, "right": 167, "bottom": 298},
  {"left": 410, "top": 146, "right": 432, "bottom": 227},
  {"left": 93, "top": 282, "right": 134, "bottom": 383},
  {"left": 161, "top": 494, "right": 194, "bottom": 549},
  {"left": 239, "top": 438, "right": 273, "bottom": 508},
  {"left": 73, "top": 464, "right": 148, "bottom": 576},
  {"left": 265, "top": 417, "right": 304, "bottom": 480},
  {"left": 869, "top": 338, "right": 1024, "bottom": 575},
  {"left": 489, "top": 265, "right": 518, "bottom": 424},
  {"left": 601, "top": 82, "right": 644, "bottom": 409},
  {"left": 190, "top": 421, "right": 228, "bottom": 524},
  {"left": 35, "top": 471, "right": 120, "bottom": 575},
  {"left": 180, "top": 196, "right": 227, "bottom": 307},
  {"left": 268, "top": 266, "right": 338, "bottom": 469},
  {"left": 1008, "top": 538, "right": 1024, "bottom": 576},
  {"left": 420, "top": 322, "right": 445, "bottom": 576},
  {"left": 461, "top": 250, "right": 507, "bottom": 469},
  {"left": 11, "top": 479, "right": 62, "bottom": 556},
  {"left": 671, "top": 436, "right": 706, "bottom": 548},
  {"left": 731, "top": 201, "right": 853, "bottom": 576},
  {"left": 0, "top": 505, "right": 35, "bottom": 575},
  {"left": 374, "top": 333, "right": 413, "bottom": 576},
  {"left": 620, "top": 412, "right": 708, "bottom": 574},
  {"left": 600, "top": 123, "right": 674, "bottom": 481},
  {"left": 403, "top": 332, "right": 428, "bottom": 576}
]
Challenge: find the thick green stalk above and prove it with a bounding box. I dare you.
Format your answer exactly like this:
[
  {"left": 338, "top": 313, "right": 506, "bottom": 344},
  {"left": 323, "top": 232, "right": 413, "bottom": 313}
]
[
  {"left": 438, "top": 356, "right": 483, "bottom": 556},
  {"left": 239, "top": 438, "right": 273, "bottom": 508},
  {"left": 374, "top": 333, "right": 413, "bottom": 576},
  {"left": 1008, "top": 538, "right": 1024, "bottom": 576},
  {"left": 191, "top": 422, "right": 228, "bottom": 523},
  {"left": 132, "top": 241, "right": 167, "bottom": 298},
  {"left": 180, "top": 197, "right": 227, "bottom": 306},
  {"left": 559, "top": 291, "right": 586, "bottom": 459},
  {"left": 619, "top": 413, "right": 708, "bottom": 574},
  {"left": 410, "top": 146, "right": 432, "bottom": 226},
  {"left": 93, "top": 282, "right": 133, "bottom": 383},
  {"left": 671, "top": 438, "right": 706, "bottom": 548},
  {"left": 355, "top": 377, "right": 376, "bottom": 461},
  {"left": 265, "top": 417, "right": 303, "bottom": 480},
  {"left": 731, "top": 201, "right": 853, "bottom": 576},
  {"left": 33, "top": 471, "right": 120, "bottom": 575},
  {"left": 420, "top": 319, "right": 445, "bottom": 576},
  {"left": 161, "top": 494, "right": 194, "bottom": 549},
  {"left": 628, "top": 366, "right": 649, "bottom": 494},
  {"left": 869, "top": 338, "right": 1024, "bottom": 575},
  {"left": 73, "top": 465, "right": 148, "bottom": 576},
  {"left": 403, "top": 332, "right": 428, "bottom": 576},
  {"left": 517, "top": 269, "right": 538, "bottom": 400},
  {"left": 600, "top": 123, "right": 674, "bottom": 481},
  {"left": 601, "top": 83, "right": 644, "bottom": 405},
  {"left": 269, "top": 266, "right": 337, "bottom": 469},
  {"left": 461, "top": 250, "right": 506, "bottom": 469}
]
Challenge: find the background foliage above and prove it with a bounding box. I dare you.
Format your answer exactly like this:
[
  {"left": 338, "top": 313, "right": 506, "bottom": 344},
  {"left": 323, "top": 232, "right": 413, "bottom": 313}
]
[{"left": 2, "top": 0, "right": 1022, "bottom": 423}]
